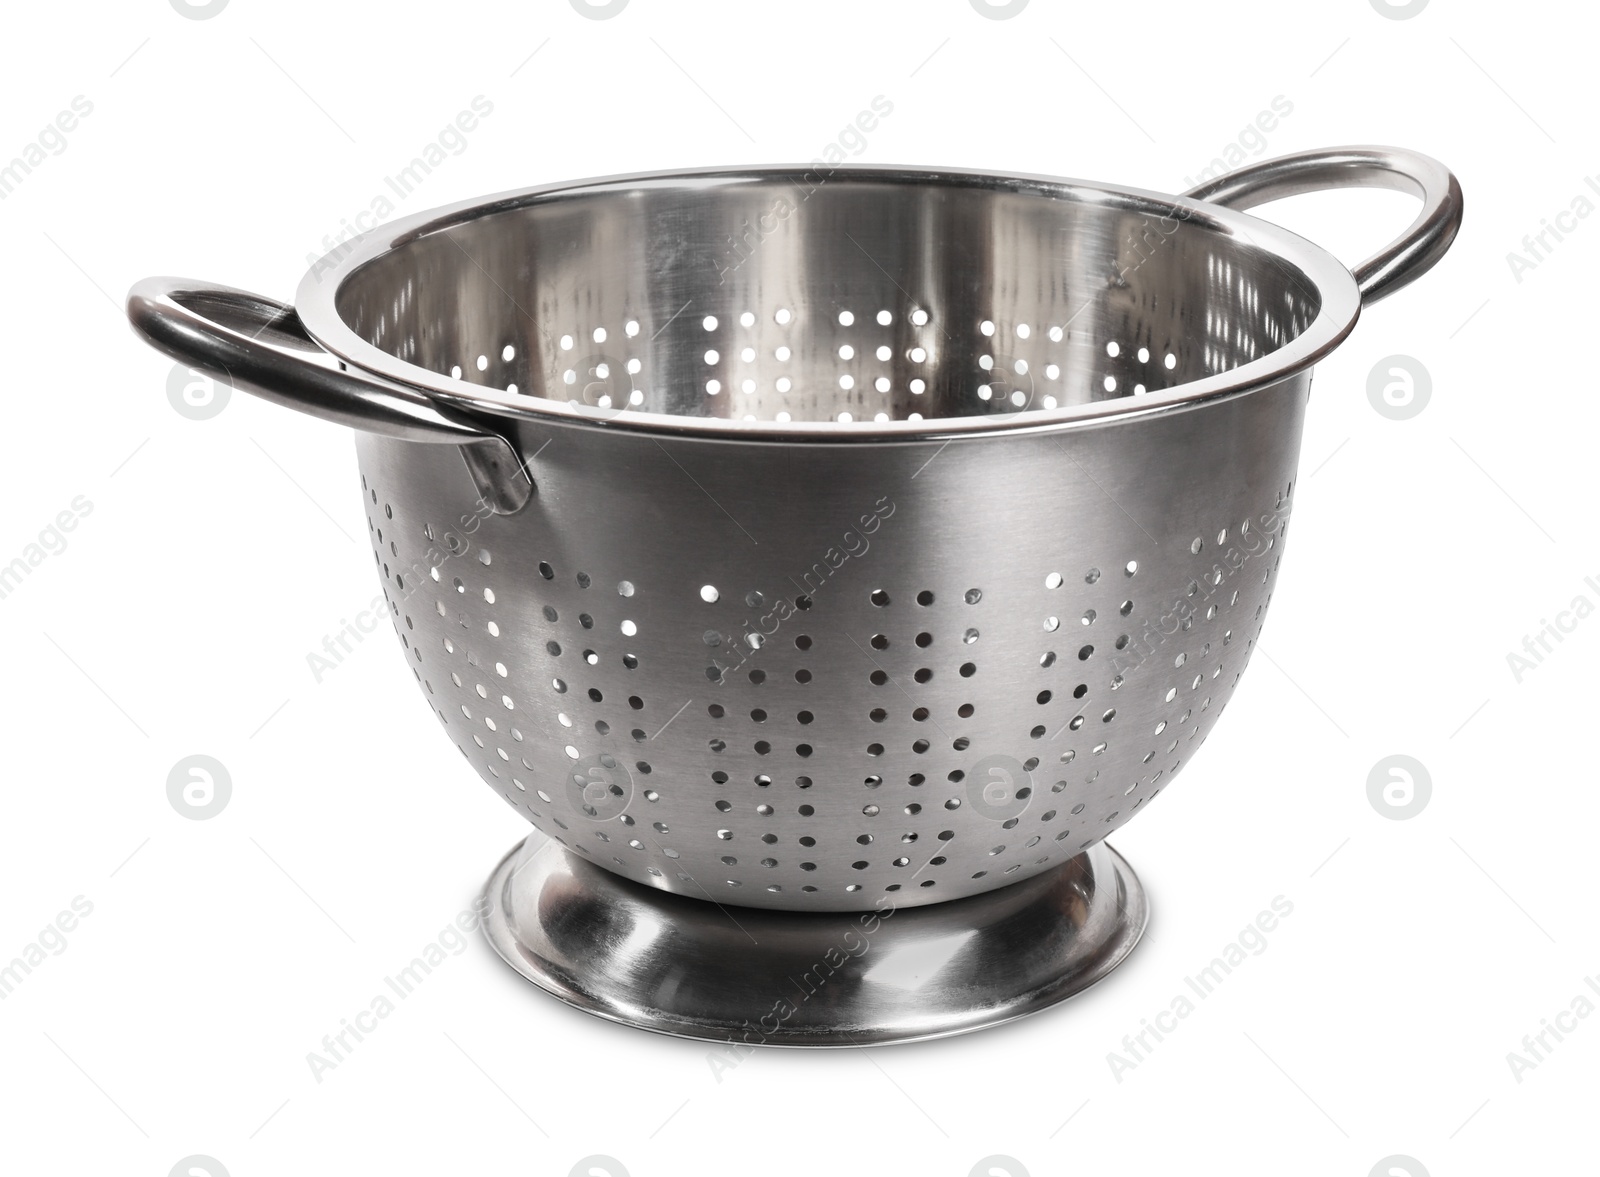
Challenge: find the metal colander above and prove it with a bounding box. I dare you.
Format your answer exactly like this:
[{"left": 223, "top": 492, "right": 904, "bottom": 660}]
[{"left": 129, "top": 148, "right": 1460, "bottom": 920}]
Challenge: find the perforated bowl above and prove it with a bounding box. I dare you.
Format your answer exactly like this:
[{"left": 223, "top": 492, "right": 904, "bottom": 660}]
[{"left": 129, "top": 149, "right": 1459, "bottom": 922}]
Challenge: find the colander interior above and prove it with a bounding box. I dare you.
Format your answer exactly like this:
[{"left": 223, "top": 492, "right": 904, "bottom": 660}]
[{"left": 332, "top": 171, "right": 1324, "bottom": 424}]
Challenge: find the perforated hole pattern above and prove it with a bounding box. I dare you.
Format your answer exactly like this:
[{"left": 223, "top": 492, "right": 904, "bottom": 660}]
[
  {"left": 419, "top": 307, "right": 1210, "bottom": 424},
  {"left": 338, "top": 174, "right": 1319, "bottom": 426},
  {"left": 337, "top": 174, "right": 1314, "bottom": 911},
  {"left": 360, "top": 452, "right": 1295, "bottom": 912}
]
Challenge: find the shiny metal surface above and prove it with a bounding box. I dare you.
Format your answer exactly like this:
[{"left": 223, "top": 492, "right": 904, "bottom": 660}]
[
  {"left": 290, "top": 147, "right": 1454, "bottom": 438},
  {"left": 482, "top": 831, "right": 1146, "bottom": 1046},
  {"left": 125, "top": 146, "right": 1460, "bottom": 924},
  {"left": 1182, "top": 146, "right": 1463, "bottom": 305},
  {"left": 127, "top": 282, "right": 497, "bottom": 446},
  {"left": 351, "top": 379, "right": 1302, "bottom": 911},
  {"left": 125, "top": 280, "right": 534, "bottom": 514},
  {"left": 128, "top": 148, "right": 1461, "bottom": 448},
  {"left": 304, "top": 165, "right": 1343, "bottom": 438}
]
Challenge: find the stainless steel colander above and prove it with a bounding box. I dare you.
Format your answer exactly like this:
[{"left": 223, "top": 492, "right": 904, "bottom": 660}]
[{"left": 129, "top": 146, "right": 1461, "bottom": 1043}]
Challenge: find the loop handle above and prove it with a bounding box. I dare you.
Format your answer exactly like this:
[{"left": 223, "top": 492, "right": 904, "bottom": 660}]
[
  {"left": 1183, "top": 146, "right": 1463, "bottom": 305},
  {"left": 126, "top": 279, "right": 532, "bottom": 512}
]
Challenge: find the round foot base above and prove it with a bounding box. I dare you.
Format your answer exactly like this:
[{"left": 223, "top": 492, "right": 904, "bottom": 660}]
[{"left": 481, "top": 832, "right": 1147, "bottom": 1046}]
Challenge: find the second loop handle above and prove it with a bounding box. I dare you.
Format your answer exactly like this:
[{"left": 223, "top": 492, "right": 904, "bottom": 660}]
[{"left": 1183, "top": 146, "right": 1463, "bottom": 305}]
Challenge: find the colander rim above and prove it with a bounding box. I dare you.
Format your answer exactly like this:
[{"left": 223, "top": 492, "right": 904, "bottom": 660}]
[{"left": 293, "top": 163, "right": 1361, "bottom": 442}]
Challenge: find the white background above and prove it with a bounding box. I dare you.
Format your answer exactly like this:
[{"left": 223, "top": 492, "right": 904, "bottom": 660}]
[{"left": 1, "top": 1, "right": 1592, "bottom": 1174}]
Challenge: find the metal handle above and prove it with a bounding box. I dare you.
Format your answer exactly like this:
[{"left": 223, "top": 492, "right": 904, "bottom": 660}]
[
  {"left": 126, "top": 278, "right": 532, "bottom": 512},
  {"left": 1182, "top": 146, "right": 1463, "bottom": 305}
]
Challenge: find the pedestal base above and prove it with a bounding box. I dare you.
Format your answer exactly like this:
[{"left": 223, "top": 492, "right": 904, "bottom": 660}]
[{"left": 481, "top": 831, "right": 1147, "bottom": 1047}]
